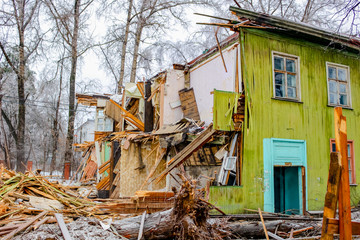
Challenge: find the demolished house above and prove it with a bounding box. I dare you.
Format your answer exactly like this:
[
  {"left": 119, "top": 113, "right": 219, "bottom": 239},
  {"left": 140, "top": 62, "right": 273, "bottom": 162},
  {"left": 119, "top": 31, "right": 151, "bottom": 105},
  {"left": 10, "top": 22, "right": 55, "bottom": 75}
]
[{"left": 74, "top": 7, "right": 360, "bottom": 216}]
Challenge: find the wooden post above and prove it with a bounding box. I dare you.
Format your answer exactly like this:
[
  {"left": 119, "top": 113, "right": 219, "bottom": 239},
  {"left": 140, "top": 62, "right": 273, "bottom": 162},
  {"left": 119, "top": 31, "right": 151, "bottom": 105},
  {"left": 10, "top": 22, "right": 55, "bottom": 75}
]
[
  {"left": 321, "top": 152, "right": 341, "bottom": 240},
  {"left": 119, "top": 86, "right": 126, "bottom": 131},
  {"left": 334, "top": 107, "right": 352, "bottom": 239},
  {"left": 63, "top": 162, "right": 71, "bottom": 180},
  {"left": 144, "top": 80, "right": 154, "bottom": 132},
  {"left": 27, "top": 161, "right": 33, "bottom": 171},
  {"left": 109, "top": 142, "right": 114, "bottom": 195}
]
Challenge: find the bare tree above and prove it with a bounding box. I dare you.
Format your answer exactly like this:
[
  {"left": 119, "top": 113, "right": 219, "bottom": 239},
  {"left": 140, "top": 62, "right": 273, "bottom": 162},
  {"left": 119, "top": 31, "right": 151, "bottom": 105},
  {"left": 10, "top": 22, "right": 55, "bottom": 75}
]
[
  {"left": 44, "top": 0, "right": 94, "bottom": 174},
  {"left": 335, "top": 0, "right": 360, "bottom": 36},
  {"left": 0, "top": 0, "right": 41, "bottom": 172}
]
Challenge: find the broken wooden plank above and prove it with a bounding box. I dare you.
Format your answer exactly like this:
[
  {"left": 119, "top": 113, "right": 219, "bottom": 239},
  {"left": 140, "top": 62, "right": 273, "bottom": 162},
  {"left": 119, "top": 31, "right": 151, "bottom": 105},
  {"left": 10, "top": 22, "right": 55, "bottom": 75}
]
[
  {"left": 55, "top": 213, "right": 72, "bottom": 240},
  {"left": 291, "top": 226, "right": 314, "bottom": 236},
  {"left": 325, "top": 218, "right": 360, "bottom": 235},
  {"left": 214, "top": 26, "right": 227, "bottom": 72},
  {"left": 99, "top": 159, "right": 110, "bottom": 171},
  {"left": 33, "top": 216, "right": 51, "bottom": 230},
  {"left": 3, "top": 211, "right": 48, "bottom": 240},
  {"left": 96, "top": 176, "right": 110, "bottom": 190},
  {"left": 155, "top": 124, "right": 216, "bottom": 182},
  {"left": 334, "top": 107, "right": 352, "bottom": 240},
  {"left": 321, "top": 152, "right": 341, "bottom": 240},
  {"left": 259, "top": 208, "right": 269, "bottom": 240},
  {"left": 178, "top": 88, "right": 200, "bottom": 121},
  {"left": 109, "top": 99, "right": 144, "bottom": 131},
  {"left": 268, "top": 231, "right": 285, "bottom": 240},
  {"left": 136, "top": 82, "right": 145, "bottom": 99},
  {"left": 137, "top": 211, "right": 147, "bottom": 240}
]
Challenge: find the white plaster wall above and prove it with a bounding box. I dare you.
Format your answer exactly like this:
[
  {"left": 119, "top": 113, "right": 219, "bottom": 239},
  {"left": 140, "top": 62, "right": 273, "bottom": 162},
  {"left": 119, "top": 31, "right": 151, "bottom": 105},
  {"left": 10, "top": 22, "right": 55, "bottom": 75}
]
[
  {"left": 190, "top": 44, "right": 240, "bottom": 126},
  {"left": 163, "top": 69, "right": 185, "bottom": 125}
]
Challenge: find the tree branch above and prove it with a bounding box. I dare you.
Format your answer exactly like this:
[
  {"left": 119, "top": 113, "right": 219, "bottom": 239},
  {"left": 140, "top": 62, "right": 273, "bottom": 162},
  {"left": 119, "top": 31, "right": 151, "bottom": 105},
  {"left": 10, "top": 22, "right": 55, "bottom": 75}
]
[
  {"left": 1, "top": 109, "right": 17, "bottom": 143},
  {"left": 0, "top": 41, "right": 18, "bottom": 75}
]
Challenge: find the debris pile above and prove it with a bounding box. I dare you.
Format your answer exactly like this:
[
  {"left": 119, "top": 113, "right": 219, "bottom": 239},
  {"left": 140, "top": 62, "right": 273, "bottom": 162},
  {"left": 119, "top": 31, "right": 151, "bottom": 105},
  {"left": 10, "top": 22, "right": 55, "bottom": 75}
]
[
  {"left": 0, "top": 166, "right": 329, "bottom": 239},
  {"left": 0, "top": 167, "right": 94, "bottom": 217}
]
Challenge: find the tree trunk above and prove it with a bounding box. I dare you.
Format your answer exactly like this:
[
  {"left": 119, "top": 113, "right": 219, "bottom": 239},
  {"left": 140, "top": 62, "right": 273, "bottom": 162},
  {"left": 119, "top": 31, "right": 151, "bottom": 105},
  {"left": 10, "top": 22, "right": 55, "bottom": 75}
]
[
  {"left": 118, "top": 0, "right": 133, "bottom": 93},
  {"left": 50, "top": 59, "right": 64, "bottom": 175},
  {"left": 0, "top": 95, "right": 11, "bottom": 169},
  {"left": 42, "top": 142, "right": 47, "bottom": 172},
  {"left": 64, "top": 0, "right": 81, "bottom": 175},
  {"left": 16, "top": 1, "right": 27, "bottom": 172},
  {"left": 129, "top": 0, "right": 147, "bottom": 83},
  {"left": 111, "top": 210, "right": 320, "bottom": 239}
]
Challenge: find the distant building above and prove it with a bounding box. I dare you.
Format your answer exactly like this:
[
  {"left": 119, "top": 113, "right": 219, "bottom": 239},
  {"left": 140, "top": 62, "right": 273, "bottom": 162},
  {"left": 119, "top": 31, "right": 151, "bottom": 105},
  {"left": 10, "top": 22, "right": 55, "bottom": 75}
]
[{"left": 75, "top": 119, "right": 95, "bottom": 144}]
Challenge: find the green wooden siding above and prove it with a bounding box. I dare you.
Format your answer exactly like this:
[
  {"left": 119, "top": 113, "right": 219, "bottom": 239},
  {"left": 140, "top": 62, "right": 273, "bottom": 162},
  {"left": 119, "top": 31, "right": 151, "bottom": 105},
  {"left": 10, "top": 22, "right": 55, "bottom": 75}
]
[{"left": 210, "top": 28, "right": 360, "bottom": 213}]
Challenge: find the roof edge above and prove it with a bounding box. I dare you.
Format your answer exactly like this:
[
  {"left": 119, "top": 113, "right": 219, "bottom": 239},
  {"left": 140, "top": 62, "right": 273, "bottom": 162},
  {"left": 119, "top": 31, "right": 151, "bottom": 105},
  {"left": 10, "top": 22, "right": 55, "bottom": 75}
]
[{"left": 229, "top": 6, "right": 360, "bottom": 51}]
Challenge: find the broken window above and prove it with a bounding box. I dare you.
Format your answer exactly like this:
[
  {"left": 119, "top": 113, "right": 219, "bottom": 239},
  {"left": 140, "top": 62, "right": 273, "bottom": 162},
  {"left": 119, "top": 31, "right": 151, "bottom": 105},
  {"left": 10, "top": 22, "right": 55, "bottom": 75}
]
[
  {"left": 273, "top": 53, "right": 299, "bottom": 100},
  {"left": 327, "top": 63, "right": 351, "bottom": 107},
  {"left": 330, "top": 139, "right": 356, "bottom": 185}
]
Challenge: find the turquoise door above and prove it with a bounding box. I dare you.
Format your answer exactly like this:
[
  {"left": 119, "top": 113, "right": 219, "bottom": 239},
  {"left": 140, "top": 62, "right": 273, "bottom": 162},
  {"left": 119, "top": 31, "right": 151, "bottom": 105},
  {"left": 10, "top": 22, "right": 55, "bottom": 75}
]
[
  {"left": 274, "top": 166, "right": 300, "bottom": 214},
  {"left": 263, "top": 138, "right": 307, "bottom": 214}
]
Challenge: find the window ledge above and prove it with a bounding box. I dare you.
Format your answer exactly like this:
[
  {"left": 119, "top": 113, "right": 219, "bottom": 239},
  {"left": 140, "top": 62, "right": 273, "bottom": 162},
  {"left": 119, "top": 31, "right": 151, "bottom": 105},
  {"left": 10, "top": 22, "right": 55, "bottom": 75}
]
[
  {"left": 350, "top": 184, "right": 358, "bottom": 187},
  {"left": 327, "top": 104, "right": 353, "bottom": 110},
  {"left": 272, "top": 97, "right": 303, "bottom": 104}
]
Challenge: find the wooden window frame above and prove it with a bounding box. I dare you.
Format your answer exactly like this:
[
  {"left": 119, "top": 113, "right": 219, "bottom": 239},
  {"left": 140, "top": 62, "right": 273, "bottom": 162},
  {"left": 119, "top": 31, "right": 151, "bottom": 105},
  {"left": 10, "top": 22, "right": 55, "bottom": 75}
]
[
  {"left": 330, "top": 139, "right": 356, "bottom": 185},
  {"left": 95, "top": 108, "right": 113, "bottom": 132},
  {"left": 326, "top": 62, "right": 351, "bottom": 108},
  {"left": 272, "top": 51, "right": 301, "bottom": 101}
]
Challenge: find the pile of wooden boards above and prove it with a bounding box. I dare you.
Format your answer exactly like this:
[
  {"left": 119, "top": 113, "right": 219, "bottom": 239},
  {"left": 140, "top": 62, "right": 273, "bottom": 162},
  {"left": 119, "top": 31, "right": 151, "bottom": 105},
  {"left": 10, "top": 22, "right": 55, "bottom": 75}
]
[
  {"left": 95, "top": 191, "right": 174, "bottom": 214},
  {"left": 0, "top": 167, "right": 95, "bottom": 216}
]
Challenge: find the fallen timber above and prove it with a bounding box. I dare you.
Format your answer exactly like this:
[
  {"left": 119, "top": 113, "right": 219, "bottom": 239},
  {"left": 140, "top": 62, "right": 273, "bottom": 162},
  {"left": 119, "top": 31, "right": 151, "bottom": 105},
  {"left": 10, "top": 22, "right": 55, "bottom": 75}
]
[{"left": 110, "top": 211, "right": 321, "bottom": 239}]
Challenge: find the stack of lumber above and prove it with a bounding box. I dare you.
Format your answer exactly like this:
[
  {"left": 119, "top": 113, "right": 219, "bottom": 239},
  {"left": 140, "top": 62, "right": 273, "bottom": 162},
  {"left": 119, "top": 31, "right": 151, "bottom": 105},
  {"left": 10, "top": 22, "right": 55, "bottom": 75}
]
[{"left": 95, "top": 191, "right": 175, "bottom": 214}]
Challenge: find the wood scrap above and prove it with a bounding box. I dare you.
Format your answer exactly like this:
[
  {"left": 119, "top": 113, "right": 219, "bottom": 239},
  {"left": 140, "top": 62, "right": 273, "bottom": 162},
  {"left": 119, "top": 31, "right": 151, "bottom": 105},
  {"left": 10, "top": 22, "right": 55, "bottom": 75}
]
[
  {"left": 109, "top": 99, "right": 144, "bottom": 131},
  {"left": 268, "top": 231, "right": 285, "bottom": 240},
  {"left": 259, "top": 208, "right": 270, "bottom": 240},
  {"left": 137, "top": 211, "right": 147, "bottom": 240},
  {"left": 155, "top": 124, "right": 216, "bottom": 183},
  {"left": 2, "top": 210, "right": 48, "bottom": 240},
  {"left": 55, "top": 213, "right": 72, "bottom": 240}
]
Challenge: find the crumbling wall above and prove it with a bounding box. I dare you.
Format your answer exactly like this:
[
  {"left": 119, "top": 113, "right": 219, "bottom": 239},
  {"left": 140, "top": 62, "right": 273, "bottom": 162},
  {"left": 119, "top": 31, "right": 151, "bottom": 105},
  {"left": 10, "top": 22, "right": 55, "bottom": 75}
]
[
  {"left": 163, "top": 69, "right": 185, "bottom": 125},
  {"left": 118, "top": 141, "right": 166, "bottom": 197}
]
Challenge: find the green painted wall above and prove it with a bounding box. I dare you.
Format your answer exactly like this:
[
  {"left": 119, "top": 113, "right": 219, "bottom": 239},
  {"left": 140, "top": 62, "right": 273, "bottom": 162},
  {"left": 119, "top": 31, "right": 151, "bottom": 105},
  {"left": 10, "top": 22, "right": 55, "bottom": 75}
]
[{"left": 210, "top": 28, "right": 360, "bottom": 214}]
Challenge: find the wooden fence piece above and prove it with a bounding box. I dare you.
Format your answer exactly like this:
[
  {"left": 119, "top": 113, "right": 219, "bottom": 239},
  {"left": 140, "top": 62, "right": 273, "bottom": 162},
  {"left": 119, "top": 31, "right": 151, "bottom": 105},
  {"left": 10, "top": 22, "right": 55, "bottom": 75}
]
[
  {"left": 321, "top": 152, "right": 341, "bottom": 240},
  {"left": 155, "top": 125, "right": 216, "bottom": 183},
  {"left": 55, "top": 213, "right": 72, "bottom": 240},
  {"left": 334, "top": 107, "right": 352, "bottom": 239},
  {"left": 3, "top": 211, "right": 48, "bottom": 240}
]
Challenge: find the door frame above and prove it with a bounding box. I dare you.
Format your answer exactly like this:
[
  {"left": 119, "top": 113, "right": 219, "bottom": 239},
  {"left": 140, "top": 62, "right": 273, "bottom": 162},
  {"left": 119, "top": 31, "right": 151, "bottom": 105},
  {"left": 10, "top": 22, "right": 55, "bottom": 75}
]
[{"left": 263, "top": 138, "right": 307, "bottom": 214}]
